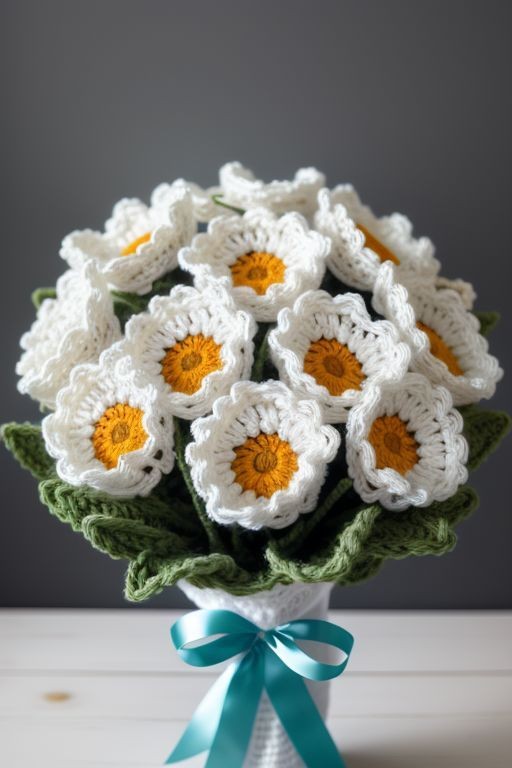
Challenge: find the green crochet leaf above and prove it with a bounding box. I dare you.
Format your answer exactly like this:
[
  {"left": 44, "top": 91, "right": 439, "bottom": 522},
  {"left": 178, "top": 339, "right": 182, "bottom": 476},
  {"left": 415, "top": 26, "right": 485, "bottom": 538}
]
[
  {"left": 474, "top": 310, "right": 500, "bottom": 337},
  {"left": 1, "top": 423, "right": 55, "bottom": 480},
  {"left": 39, "top": 476, "right": 205, "bottom": 560},
  {"left": 31, "top": 287, "right": 57, "bottom": 309},
  {"left": 461, "top": 406, "right": 511, "bottom": 471},
  {"left": 124, "top": 486, "right": 478, "bottom": 601}
]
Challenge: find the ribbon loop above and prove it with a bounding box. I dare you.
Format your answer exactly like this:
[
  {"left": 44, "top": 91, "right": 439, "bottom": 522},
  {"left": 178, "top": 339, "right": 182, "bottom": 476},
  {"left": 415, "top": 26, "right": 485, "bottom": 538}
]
[{"left": 165, "top": 608, "right": 354, "bottom": 768}]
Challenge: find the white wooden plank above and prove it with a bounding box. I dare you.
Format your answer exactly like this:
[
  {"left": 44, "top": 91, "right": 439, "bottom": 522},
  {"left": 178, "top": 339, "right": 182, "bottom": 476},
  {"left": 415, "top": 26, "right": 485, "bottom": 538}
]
[
  {"left": 1, "top": 672, "right": 511, "bottom": 719},
  {"left": 1, "top": 609, "right": 511, "bottom": 673},
  {"left": 0, "top": 714, "right": 510, "bottom": 768}
]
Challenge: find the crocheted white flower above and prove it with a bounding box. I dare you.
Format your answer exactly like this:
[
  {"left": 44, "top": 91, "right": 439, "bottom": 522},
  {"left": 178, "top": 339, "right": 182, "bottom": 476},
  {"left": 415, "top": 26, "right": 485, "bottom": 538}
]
[
  {"left": 42, "top": 354, "right": 174, "bottom": 497},
  {"left": 373, "top": 263, "right": 503, "bottom": 405},
  {"left": 346, "top": 373, "right": 468, "bottom": 511},
  {"left": 315, "top": 186, "right": 439, "bottom": 292},
  {"left": 16, "top": 263, "right": 121, "bottom": 410},
  {"left": 186, "top": 380, "right": 340, "bottom": 530},
  {"left": 121, "top": 282, "right": 256, "bottom": 420},
  {"left": 435, "top": 275, "right": 476, "bottom": 310},
  {"left": 218, "top": 162, "right": 326, "bottom": 218},
  {"left": 61, "top": 187, "right": 195, "bottom": 295},
  {"left": 269, "top": 290, "right": 410, "bottom": 423},
  {"left": 179, "top": 208, "right": 329, "bottom": 322},
  {"left": 151, "top": 178, "right": 221, "bottom": 224}
]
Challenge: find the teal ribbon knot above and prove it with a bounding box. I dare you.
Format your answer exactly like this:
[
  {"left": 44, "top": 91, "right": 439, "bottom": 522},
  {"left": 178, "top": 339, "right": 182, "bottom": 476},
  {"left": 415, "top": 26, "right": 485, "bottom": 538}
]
[{"left": 165, "top": 608, "right": 354, "bottom": 767}]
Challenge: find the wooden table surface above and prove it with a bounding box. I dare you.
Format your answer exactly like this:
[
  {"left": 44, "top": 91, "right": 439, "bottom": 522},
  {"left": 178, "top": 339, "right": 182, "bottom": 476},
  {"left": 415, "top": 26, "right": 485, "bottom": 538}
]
[{"left": 0, "top": 609, "right": 511, "bottom": 767}]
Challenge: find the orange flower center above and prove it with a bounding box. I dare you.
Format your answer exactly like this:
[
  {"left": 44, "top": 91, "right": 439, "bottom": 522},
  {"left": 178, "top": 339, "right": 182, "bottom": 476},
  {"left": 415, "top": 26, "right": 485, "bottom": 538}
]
[
  {"left": 160, "top": 333, "right": 223, "bottom": 395},
  {"left": 230, "top": 251, "right": 286, "bottom": 295},
  {"left": 417, "top": 322, "right": 463, "bottom": 376},
  {"left": 231, "top": 432, "right": 298, "bottom": 499},
  {"left": 304, "top": 337, "right": 365, "bottom": 396},
  {"left": 121, "top": 232, "right": 152, "bottom": 256},
  {"left": 92, "top": 403, "right": 148, "bottom": 469},
  {"left": 358, "top": 223, "right": 400, "bottom": 265},
  {"left": 368, "top": 414, "right": 419, "bottom": 475}
]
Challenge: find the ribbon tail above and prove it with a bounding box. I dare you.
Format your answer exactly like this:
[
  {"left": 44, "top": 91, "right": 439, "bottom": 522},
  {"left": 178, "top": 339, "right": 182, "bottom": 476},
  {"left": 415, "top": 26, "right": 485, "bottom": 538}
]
[
  {"left": 205, "top": 647, "right": 265, "bottom": 768},
  {"left": 264, "top": 647, "right": 347, "bottom": 768},
  {"left": 165, "top": 662, "right": 238, "bottom": 764}
]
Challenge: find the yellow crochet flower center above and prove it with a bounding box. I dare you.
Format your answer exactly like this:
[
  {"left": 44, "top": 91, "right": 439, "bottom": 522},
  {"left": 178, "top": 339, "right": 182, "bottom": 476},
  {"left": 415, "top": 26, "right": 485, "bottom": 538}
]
[
  {"left": 358, "top": 223, "right": 400, "bottom": 265},
  {"left": 368, "top": 414, "right": 419, "bottom": 475},
  {"left": 92, "top": 403, "right": 148, "bottom": 470},
  {"left": 303, "top": 337, "right": 366, "bottom": 396},
  {"left": 160, "top": 333, "right": 223, "bottom": 395},
  {"left": 230, "top": 251, "right": 286, "bottom": 295},
  {"left": 231, "top": 432, "right": 299, "bottom": 499},
  {"left": 121, "top": 232, "right": 152, "bottom": 256},
  {"left": 417, "top": 322, "right": 463, "bottom": 376}
]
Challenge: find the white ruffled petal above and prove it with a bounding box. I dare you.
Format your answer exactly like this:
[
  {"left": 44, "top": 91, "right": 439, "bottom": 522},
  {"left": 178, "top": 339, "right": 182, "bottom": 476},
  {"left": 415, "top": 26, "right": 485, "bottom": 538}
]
[
  {"left": 269, "top": 290, "right": 410, "bottom": 423},
  {"left": 179, "top": 208, "right": 329, "bottom": 322},
  {"left": 42, "top": 355, "right": 174, "bottom": 497},
  {"left": 121, "top": 282, "right": 256, "bottom": 419},
  {"left": 346, "top": 373, "right": 468, "bottom": 510},
  {"left": 186, "top": 380, "right": 340, "bottom": 530},
  {"left": 219, "top": 162, "right": 326, "bottom": 218},
  {"left": 60, "top": 186, "right": 196, "bottom": 295},
  {"left": 373, "top": 262, "right": 503, "bottom": 405},
  {"left": 16, "top": 263, "right": 121, "bottom": 410},
  {"left": 315, "top": 186, "right": 439, "bottom": 292},
  {"left": 435, "top": 275, "right": 477, "bottom": 310}
]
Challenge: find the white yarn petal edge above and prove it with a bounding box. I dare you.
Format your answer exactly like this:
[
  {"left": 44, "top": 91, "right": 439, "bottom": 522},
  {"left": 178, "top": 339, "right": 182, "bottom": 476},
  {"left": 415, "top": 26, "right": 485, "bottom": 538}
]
[
  {"left": 346, "top": 373, "right": 468, "bottom": 511},
  {"left": 186, "top": 380, "right": 340, "bottom": 530},
  {"left": 16, "top": 262, "right": 121, "bottom": 410},
  {"left": 269, "top": 289, "right": 411, "bottom": 423}
]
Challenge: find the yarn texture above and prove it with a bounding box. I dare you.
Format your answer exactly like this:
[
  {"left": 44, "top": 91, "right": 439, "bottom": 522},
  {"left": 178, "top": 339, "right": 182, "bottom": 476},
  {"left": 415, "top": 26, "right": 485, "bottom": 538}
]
[
  {"left": 2, "top": 397, "right": 508, "bottom": 599},
  {"left": 2, "top": 162, "right": 510, "bottom": 601},
  {"left": 179, "top": 208, "right": 329, "bottom": 321}
]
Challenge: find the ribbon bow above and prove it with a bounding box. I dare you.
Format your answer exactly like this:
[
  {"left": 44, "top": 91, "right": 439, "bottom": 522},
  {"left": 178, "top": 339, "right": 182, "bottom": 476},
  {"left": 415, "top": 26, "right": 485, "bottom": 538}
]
[{"left": 165, "top": 609, "right": 354, "bottom": 768}]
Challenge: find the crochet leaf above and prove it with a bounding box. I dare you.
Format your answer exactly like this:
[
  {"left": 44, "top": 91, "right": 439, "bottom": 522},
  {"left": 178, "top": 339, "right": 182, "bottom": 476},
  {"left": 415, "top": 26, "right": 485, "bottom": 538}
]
[
  {"left": 461, "top": 406, "right": 511, "bottom": 471},
  {"left": 31, "top": 287, "right": 57, "bottom": 309},
  {"left": 475, "top": 310, "right": 500, "bottom": 337},
  {"left": 38, "top": 477, "right": 200, "bottom": 559},
  {"left": 123, "top": 486, "right": 478, "bottom": 601},
  {"left": 1, "top": 423, "right": 55, "bottom": 480}
]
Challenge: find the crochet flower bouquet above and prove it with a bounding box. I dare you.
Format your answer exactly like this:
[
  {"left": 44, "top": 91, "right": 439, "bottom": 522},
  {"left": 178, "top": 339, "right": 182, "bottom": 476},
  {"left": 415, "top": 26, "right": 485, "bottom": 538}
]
[{"left": 3, "top": 162, "right": 509, "bottom": 767}]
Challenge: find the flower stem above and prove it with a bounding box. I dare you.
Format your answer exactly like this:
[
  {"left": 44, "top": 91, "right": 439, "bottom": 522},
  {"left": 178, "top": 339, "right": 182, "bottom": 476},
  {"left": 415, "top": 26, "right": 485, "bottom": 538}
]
[
  {"left": 211, "top": 194, "right": 246, "bottom": 216},
  {"left": 173, "top": 417, "right": 227, "bottom": 554}
]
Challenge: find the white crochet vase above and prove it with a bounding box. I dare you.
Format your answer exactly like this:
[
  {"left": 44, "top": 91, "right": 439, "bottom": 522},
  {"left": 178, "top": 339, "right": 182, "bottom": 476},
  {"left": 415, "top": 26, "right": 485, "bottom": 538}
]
[{"left": 178, "top": 580, "right": 334, "bottom": 768}]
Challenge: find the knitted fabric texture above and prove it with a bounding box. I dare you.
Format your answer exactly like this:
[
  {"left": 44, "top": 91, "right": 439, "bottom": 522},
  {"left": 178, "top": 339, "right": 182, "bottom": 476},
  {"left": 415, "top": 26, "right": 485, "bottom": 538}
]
[{"left": 178, "top": 581, "right": 333, "bottom": 768}]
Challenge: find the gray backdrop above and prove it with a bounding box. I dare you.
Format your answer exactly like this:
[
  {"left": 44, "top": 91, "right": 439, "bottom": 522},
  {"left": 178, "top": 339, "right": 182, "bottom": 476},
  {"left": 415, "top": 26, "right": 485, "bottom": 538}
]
[{"left": 1, "top": 0, "right": 510, "bottom": 610}]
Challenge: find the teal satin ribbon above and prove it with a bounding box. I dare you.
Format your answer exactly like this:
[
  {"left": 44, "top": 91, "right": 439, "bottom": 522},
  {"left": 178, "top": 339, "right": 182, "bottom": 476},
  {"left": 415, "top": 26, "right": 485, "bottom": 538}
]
[{"left": 165, "top": 609, "right": 354, "bottom": 767}]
